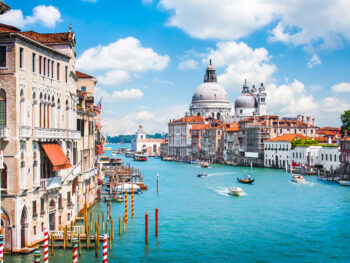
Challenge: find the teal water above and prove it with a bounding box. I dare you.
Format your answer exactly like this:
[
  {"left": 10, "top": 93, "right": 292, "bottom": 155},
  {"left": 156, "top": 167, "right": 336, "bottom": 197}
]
[{"left": 7, "top": 144, "right": 350, "bottom": 262}]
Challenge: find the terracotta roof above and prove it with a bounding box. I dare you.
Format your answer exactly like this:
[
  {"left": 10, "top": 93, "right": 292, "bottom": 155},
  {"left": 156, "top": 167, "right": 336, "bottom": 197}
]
[
  {"left": 191, "top": 124, "right": 208, "bottom": 130},
  {"left": 266, "top": 134, "right": 308, "bottom": 142},
  {"left": 20, "top": 30, "right": 75, "bottom": 46},
  {"left": 0, "top": 23, "right": 20, "bottom": 33},
  {"left": 76, "top": 71, "right": 94, "bottom": 79},
  {"left": 225, "top": 122, "right": 239, "bottom": 132},
  {"left": 171, "top": 116, "right": 205, "bottom": 124},
  {"left": 318, "top": 127, "right": 340, "bottom": 131}
]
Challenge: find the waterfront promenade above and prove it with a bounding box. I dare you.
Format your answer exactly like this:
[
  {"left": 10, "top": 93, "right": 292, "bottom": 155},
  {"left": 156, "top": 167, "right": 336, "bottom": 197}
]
[{"left": 6, "top": 144, "right": 350, "bottom": 262}]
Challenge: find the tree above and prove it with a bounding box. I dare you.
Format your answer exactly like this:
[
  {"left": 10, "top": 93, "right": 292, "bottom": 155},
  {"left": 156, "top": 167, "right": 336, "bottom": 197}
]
[{"left": 341, "top": 110, "right": 350, "bottom": 137}]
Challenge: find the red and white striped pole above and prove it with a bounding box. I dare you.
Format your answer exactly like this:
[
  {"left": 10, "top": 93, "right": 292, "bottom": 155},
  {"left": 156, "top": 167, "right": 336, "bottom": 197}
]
[
  {"left": 72, "top": 237, "right": 78, "bottom": 263},
  {"left": 102, "top": 234, "right": 108, "bottom": 263},
  {"left": 44, "top": 228, "right": 49, "bottom": 263},
  {"left": 131, "top": 184, "right": 134, "bottom": 220}
]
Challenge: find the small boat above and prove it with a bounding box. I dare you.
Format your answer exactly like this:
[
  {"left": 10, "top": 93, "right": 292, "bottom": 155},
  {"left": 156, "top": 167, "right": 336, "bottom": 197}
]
[
  {"left": 237, "top": 177, "right": 255, "bottom": 184},
  {"left": 113, "top": 194, "right": 124, "bottom": 202},
  {"left": 201, "top": 162, "right": 209, "bottom": 168},
  {"left": 125, "top": 151, "right": 134, "bottom": 158},
  {"left": 197, "top": 172, "right": 208, "bottom": 177},
  {"left": 104, "top": 196, "right": 113, "bottom": 202},
  {"left": 110, "top": 158, "right": 122, "bottom": 166},
  {"left": 104, "top": 147, "right": 112, "bottom": 151},
  {"left": 115, "top": 183, "right": 141, "bottom": 194},
  {"left": 100, "top": 156, "right": 110, "bottom": 164},
  {"left": 338, "top": 180, "right": 350, "bottom": 186},
  {"left": 291, "top": 174, "right": 306, "bottom": 183},
  {"left": 230, "top": 187, "right": 243, "bottom": 196},
  {"left": 134, "top": 154, "right": 147, "bottom": 161}
]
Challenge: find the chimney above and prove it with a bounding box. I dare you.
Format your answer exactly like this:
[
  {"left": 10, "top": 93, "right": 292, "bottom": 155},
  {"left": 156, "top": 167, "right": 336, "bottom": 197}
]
[
  {"left": 306, "top": 116, "right": 310, "bottom": 127},
  {"left": 302, "top": 115, "right": 304, "bottom": 123}
]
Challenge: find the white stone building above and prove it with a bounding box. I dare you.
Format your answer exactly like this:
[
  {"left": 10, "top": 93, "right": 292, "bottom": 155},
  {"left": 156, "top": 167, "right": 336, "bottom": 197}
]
[
  {"left": 317, "top": 146, "right": 340, "bottom": 171},
  {"left": 131, "top": 125, "right": 162, "bottom": 155}
]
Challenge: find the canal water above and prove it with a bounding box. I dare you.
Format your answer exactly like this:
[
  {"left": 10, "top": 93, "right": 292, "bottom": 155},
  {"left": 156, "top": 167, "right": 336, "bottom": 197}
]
[{"left": 7, "top": 143, "right": 350, "bottom": 262}]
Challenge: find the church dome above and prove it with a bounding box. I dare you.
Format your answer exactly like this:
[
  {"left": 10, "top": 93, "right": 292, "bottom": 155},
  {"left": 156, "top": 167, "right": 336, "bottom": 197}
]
[
  {"left": 192, "top": 82, "right": 229, "bottom": 102},
  {"left": 234, "top": 93, "right": 257, "bottom": 108}
]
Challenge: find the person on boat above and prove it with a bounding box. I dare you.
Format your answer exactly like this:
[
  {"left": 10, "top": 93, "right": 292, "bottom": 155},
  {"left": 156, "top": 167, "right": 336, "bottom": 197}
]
[{"left": 247, "top": 174, "right": 251, "bottom": 180}]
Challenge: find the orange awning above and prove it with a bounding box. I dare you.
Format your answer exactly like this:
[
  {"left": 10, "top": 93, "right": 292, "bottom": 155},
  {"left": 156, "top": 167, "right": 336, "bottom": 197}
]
[{"left": 41, "top": 143, "right": 72, "bottom": 171}]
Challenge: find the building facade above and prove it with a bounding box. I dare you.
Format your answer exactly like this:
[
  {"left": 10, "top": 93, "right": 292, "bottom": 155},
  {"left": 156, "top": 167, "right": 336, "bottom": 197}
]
[
  {"left": 0, "top": 24, "right": 100, "bottom": 251},
  {"left": 131, "top": 125, "right": 162, "bottom": 156}
]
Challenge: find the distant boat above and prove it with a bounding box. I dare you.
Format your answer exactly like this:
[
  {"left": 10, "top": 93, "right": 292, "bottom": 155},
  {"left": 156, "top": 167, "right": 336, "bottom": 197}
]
[
  {"left": 230, "top": 187, "right": 243, "bottom": 196},
  {"left": 197, "top": 172, "right": 208, "bottom": 177},
  {"left": 201, "top": 162, "right": 209, "bottom": 168},
  {"left": 291, "top": 174, "right": 306, "bottom": 183},
  {"left": 338, "top": 180, "right": 350, "bottom": 186},
  {"left": 125, "top": 151, "right": 134, "bottom": 157},
  {"left": 110, "top": 158, "right": 122, "bottom": 166},
  {"left": 104, "top": 147, "right": 112, "bottom": 151},
  {"left": 134, "top": 154, "right": 147, "bottom": 161},
  {"left": 237, "top": 177, "right": 255, "bottom": 184}
]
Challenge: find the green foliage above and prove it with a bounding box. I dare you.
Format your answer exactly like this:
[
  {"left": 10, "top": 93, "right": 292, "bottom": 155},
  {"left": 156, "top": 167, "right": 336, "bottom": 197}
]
[
  {"left": 341, "top": 110, "right": 350, "bottom": 137},
  {"left": 107, "top": 133, "right": 168, "bottom": 143},
  {"left": 291, "top": 138, "right": 319, "bottom": 149}
]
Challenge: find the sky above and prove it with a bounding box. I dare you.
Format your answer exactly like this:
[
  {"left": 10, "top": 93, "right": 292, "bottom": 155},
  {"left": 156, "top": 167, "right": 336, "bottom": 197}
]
[{"left": 2, "top": 0, "right": 350, "bottom": 135}]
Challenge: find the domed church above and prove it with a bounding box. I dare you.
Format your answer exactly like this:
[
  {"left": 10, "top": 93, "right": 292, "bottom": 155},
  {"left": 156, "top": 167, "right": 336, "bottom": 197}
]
[
  {"left": 189, "top": 60, "right": 231, "bottom": 121},
  {"left": 189, "top": 60, "right": 267, "bottom": 122}
]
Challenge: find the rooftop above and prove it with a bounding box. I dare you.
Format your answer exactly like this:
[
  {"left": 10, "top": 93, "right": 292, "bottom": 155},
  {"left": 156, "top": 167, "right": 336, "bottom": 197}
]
[
  {"left": 76, "top": 71, "right": 95, "bottom": 79},
  {"left": 266, "top": 134, "right": 308, "bottom": 142}
]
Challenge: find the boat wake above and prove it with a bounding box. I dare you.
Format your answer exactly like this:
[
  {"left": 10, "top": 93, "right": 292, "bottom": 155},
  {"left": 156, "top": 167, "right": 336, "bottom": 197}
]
[
  {"left": 207, "top": 172, "right": 233, "bottom": 177},
  {"left": 210, "top": 187, "right": 247, "bottom": 197}
]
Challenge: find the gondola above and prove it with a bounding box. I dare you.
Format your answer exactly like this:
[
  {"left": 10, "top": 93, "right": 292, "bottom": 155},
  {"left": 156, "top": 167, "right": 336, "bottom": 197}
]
[{"left": 237, "top": 177, "right": 254, "bottom": 184}]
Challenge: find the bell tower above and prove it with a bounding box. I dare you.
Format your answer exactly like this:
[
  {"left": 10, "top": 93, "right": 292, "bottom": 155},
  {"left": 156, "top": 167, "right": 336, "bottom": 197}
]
[
  {"left": 204, "top": 59, "right": 217, "bottom": 83},
  {"left": 258, "top": 83, "right": 267, "bottom": 116},
  {"left": 136, "top": 124, "right": 146, "bottom": 140}
]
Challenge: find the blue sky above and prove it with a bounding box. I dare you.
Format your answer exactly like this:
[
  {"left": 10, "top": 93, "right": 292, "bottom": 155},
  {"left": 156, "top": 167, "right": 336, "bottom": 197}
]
[{"left": 2, "top": 0, "right": 350, "bottom": 135}]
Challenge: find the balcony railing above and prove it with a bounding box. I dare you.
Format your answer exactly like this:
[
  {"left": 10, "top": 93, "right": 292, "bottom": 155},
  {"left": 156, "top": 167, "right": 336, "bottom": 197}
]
[
  {"left": 40, "top": 176, "right": 62, "bottom": 190},
  {"left": 20, "top": 126, "right": 31, "bottom": 139},
  {"left": 33, "top": 128, "right": 81, "bottom": 141},
  {"left": 80, "top": 167, "right": 98, "bottom": 182},
  {"left": 0, "top": 126, "right": 9, "bottom": 138}
]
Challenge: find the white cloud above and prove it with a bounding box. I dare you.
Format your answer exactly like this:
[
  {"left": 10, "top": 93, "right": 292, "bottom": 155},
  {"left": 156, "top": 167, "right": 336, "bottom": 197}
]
[
  {"left": 0, "top": 5, "right": 62, "bottom": 28},
  {"left": 159, "top": 0, "right": 350, "bottom": 49},
  {"left": 142, "top": 0, "right": 153, "bottom": 5},
  {"left": 95, "top": 87, "right": 144, "bottom": 102},
  {"left": 332, "top": 82, "right": 350, "bottom": 93},
  {"left": 178, "top": 59, "right": 199, "bottom": 70},
  {"left": 97, "top": 70, "right": 131, "bottom": 86},
  {"left": 307, "top": 54, "right": 321, "bottom": 68},
  {"left": 101, "top": 104, "right": 187, "bottom": 135},
  {"left": 152, "top": 78, "right": 174, "bottom": 85},
  {"left": 203, "top": 41, "right": 276, "bottom": 90},
  {"left": 76, "top": 37, "right": 169, "bottom": 86}
]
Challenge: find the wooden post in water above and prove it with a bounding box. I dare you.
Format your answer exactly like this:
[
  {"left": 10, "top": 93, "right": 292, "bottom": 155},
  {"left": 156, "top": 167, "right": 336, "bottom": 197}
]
[
  {"left": 102, "top": 212, "right": 105, "bottom": 233},
  {"left": 78, "top": 233, "right": 81, "bottom": 256},
  {"left": 155, "top": 208, "right": 159, "bottom": 237},
  {"left": 98, "top": 214, "right": 100, "bottom": 232},
  {"left": 90, "top": 212, "right": 93, "bottom": 233},
  {"left": 51, "top": 234, "right": 54, "bottom": 256},
  {"left": 123, "top": 214, "right": 126, "bottom": 233},
  {"left": 124, "top": 191, "right": 128, "bottom": 224},
  {"left": 106, "top": 220, "right": 108, "bottom": 236},
  {"left": 87, "top": 228, "right": 90, "bottom": 250},
  {"left": 157, "top": 173, "right": 159, "bottom": 193},
  {"left": 132, "top": 184, "right": 135, "bottom": 220},
  {"left": 109, "top": 228, "right": 112, "bottom": 250},
  {"left": 111, "top": 219, "right": 114, "bottom": 240},
  {"left": 71, "top": 221, "right": 74, "bottom": 245},
  {"left": 64, "top": 225, "right": 67, "bottom": 249},
  {"left": 119, "top": 216, "right": 121, "bottom": 236},
  {"left": 95, "top": 232, "right": 98, "bottom": 257},
  {"left": 145, "top": 212, "right": 149, "bottom": 244}
]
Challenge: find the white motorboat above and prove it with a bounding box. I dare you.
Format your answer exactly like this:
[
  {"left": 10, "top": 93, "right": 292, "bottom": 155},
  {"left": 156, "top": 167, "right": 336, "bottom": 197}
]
[
  {"left": 115, "top": 183, "right": 141, "bottom": 193},
  {"left": 338, "top": 180, "right": 350, "bottom": 186},
  {"left": 291, "top": 174, "right": 306, "bottom": 183},
  {"left": 230, "top": 187, "right": 243, "bottom": 196}
]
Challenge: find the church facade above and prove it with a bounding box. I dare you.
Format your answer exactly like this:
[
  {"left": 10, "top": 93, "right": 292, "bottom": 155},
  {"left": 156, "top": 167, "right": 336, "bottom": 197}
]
[{"left": 189, "top": 61, "right": 267, "bottom": 121}]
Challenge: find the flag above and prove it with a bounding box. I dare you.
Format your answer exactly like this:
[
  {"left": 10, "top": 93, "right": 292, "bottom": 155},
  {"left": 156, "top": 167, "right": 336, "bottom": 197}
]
[{"left": 97, "top": 97, "right": 103, "bottom": 110}]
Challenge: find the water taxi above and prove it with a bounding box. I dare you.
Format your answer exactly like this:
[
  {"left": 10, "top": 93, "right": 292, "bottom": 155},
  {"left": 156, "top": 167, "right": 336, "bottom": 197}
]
[
  {"left": 134, "top": 154, "right": 147, "bottom": 161},
  {"left": 291, "top": 174, "right": 306, "bottom": 183},
  {"left": 230, "top": 187, "right": 243, "bottom": 196},
  {"left": 125, "top": 151, "right": 134, "bottom": 157},
  {"left": 197, "top": 172, "right": 208, "bottom": 177},
  {"left": 115, "top": 183, "right": 141, "bottom": 193},
  {"left": 338, "top": 180, "right": 350, "bottom": 186},
  {"left": 201, "top": 162, "right": 209, "bottom": 168}
]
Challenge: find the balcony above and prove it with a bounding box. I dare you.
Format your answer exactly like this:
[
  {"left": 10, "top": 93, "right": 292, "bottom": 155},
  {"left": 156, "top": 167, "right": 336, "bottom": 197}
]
[
  {"left": 33, "top": 128, "right": 81, "bottom": 141},
  {"left": 19, "top": 126, "right": 31, "bottom": 139},
  {"left": 40, "top": 176, "right": 62, "bottom": 190},
  {"left": 0, "top": 126, "right": 9, "bottom": 139}
]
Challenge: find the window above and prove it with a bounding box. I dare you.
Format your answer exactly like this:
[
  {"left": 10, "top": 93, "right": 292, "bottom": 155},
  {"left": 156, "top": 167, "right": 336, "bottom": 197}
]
[
  {"left": 32, "top": 53, "right": 36, "bottom": 72},
  {"left": 330, "top": 154, "right": 332, "bottom": 161},
  {"left": 57, "top": 63, "right": 60, "bottom": 80},
  {"left": 65, "top": 66, "right": 68, "bottom": 82},
  {"left": 43, "top": 58, "right": 46, "bottom": 76},
  {"left": 47, "top": 59, "right": 50, "bottom": 77},
  {"left": 40, "top": 198, "right": 45, "bottom": 214},
  {"left": 77, "top": 119, "right": 85, "bottom": 136},
  {"left": 334, "top": 154, "right": 337, "bottom": 162},
  {"left": 0, "top": 89, "right": 6, "bottom": 126},
  {"left": 280, "top": 129, "right": 282, "bottom": 133},
  {"left": 32, "top": 200, "right": 37, "bottom": 217},
  {"left": 326, "top": 154, "right": 328, "bottom": 161},
  {"left": 274, "top": 129, "right": 276, "bottom": 133},
  {"left": 321, "top": 154, "right": 323, "bottom": 160},
  {"left": 41, "top": 222, "right": 44, "bottom": 232},
  {"left": 34, "top": 225, "right": 37, "bottom": 235},
  {"left": 67, "top": 191, "right": 71, "bottom": 205},
  {"left": 81, "top": 86, "right": 86, "bottom": 92},
  {"left": 311, "top": 130, "right": 313, "bottom": 134},
  {"left": 19, "top": 47, "right": 24, "bottom": 69},
  {"left": 59, "top": 194, "right": 63, "bottom": 208},
  {"left": 89, "top": 121, "right": 94, "bottom": 135},
  {"left": 0, "top": 45, "right": 6, "bottom": 67},
  {"left": 39, "top": 56, "right": 42, "bottom": 74},
  {"left": 51, "top": 60, "right": 54, "bottom": 78}
]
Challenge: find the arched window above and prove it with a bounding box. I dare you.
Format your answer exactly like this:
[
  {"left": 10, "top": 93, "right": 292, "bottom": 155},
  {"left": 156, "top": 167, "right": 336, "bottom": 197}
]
[
  {"left": 20, "top": 89, "right": 25, "bottom": 126},
  {"left": 217, "top": 112, "right": 220, "bottom": 120},
  {"left": 1, "top": 163, "right": 7, "bottom": 190},
  {"left": 0, "top": 89, "right": 6, "bottom": 126},
  {"left": 197, "top": 112, "right": 200, "bottom": 116}
]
